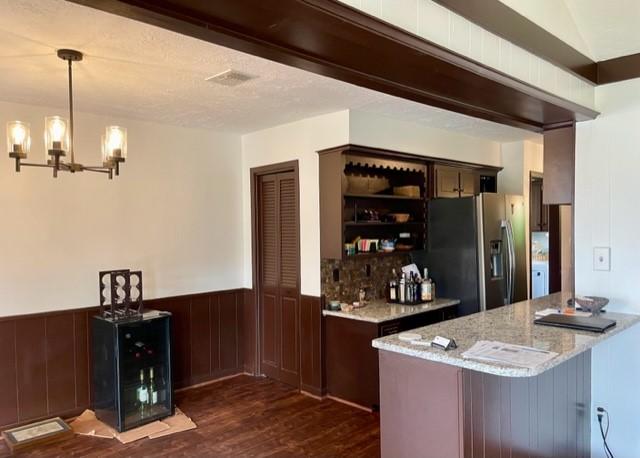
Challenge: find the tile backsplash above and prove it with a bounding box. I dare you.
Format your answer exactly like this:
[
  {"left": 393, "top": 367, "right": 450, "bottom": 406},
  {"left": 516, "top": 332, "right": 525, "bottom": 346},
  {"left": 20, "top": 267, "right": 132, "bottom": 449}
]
[{"left": 321, "top": 253, "right": 410, "bottom": 303}]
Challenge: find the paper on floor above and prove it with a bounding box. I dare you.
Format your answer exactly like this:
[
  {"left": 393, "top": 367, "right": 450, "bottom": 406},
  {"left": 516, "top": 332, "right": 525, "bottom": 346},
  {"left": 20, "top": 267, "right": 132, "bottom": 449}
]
[{"left": 69, "top": 408, "right": 196, "bottom": 443}]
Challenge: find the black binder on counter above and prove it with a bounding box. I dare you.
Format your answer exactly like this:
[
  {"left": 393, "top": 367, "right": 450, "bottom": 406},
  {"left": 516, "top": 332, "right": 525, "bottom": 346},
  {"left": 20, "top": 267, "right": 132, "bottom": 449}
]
[{"left": 534, "top": 314, "right": 616, "bottom": 333}]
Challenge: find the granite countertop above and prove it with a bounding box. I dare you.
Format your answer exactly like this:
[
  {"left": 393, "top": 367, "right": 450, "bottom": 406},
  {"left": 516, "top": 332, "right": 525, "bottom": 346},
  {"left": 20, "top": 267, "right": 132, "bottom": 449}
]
[
  {"left": 322, "top": 298, "right": 460, "bottom": 324},
  {"left": 372, "top": 292, "right": 640, "bottom": 377}
]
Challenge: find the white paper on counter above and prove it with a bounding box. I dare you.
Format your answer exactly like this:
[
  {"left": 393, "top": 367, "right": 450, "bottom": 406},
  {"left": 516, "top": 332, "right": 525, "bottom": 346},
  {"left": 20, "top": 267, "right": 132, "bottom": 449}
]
[{"left": 462, "top": 340, "right": 558, "bottom": 369}]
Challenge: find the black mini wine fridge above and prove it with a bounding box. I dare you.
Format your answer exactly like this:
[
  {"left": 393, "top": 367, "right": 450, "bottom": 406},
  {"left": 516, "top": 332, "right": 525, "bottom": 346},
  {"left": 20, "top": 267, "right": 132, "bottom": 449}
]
[{"left": 92, "top": 311, "right": 174, "bottom": 432}]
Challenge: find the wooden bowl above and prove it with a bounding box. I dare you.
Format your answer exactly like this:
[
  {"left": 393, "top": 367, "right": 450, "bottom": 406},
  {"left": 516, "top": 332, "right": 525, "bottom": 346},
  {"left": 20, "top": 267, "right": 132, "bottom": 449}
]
[{"left": 389, "top": 213, "right": 410, "bottom": 223}]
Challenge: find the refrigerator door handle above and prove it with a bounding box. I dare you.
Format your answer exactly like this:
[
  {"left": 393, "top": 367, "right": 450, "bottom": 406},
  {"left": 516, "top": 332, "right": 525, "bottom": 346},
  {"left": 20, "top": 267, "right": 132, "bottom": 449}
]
[{"left": 505, "top": 219, "right": 516, "bottom": 304}]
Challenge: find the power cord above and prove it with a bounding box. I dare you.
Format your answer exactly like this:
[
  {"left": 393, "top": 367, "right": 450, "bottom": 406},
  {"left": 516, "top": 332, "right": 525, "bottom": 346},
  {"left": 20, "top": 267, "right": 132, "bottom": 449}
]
[{"left": 597, "top": 407, "right": 614, "bottom": 458}]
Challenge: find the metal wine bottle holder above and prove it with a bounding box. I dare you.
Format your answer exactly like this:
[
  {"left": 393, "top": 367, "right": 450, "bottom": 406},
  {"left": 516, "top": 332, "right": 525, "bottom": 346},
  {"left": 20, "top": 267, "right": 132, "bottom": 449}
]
[{"left": 99, "top": 269, "right": 143, "bottom": 321}]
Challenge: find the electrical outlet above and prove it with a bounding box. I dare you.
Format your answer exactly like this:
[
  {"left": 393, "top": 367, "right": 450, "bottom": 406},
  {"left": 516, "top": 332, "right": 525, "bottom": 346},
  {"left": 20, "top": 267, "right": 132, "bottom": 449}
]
[{"left": 594, "top": 247, "right": 611, "bottom": 271}]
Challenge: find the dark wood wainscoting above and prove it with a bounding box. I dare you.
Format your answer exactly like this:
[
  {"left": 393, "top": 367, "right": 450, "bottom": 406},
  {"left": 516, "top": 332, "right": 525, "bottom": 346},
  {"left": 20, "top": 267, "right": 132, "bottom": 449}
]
[
  {"left": 300, "top": 295, "right": 324, "bottom": 397},
  {"left": 0, "top": 288, "right": 247, "bottom": 431}
]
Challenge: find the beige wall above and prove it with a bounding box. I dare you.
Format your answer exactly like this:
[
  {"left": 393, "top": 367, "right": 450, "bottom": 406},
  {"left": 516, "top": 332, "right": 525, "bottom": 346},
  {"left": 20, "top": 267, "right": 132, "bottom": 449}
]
[{"left": 0, "top": 100, "right": 243, "bottom": 317}]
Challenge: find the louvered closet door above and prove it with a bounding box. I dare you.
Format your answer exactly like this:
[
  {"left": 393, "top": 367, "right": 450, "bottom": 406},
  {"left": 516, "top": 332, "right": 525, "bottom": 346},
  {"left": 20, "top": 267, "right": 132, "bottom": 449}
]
[{"left": 258, "top": 171, "right": 300, "bottom": 387}]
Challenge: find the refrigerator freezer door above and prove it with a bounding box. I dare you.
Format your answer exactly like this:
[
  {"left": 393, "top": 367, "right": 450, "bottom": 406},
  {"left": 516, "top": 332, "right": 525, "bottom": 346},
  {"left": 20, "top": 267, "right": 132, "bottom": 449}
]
[
  {"left": 478, "top": 193, "right": 507, "bottom": 311},
  {"left": 505, "top": 195, "right": 528, "bottom": 303},
  {"left": 425, "top": 197, "right": 480, "bottom": 316}
]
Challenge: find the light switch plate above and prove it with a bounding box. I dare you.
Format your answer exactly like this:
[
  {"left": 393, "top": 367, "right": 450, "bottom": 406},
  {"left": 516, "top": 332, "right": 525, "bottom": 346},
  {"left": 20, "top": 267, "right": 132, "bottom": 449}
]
[{"left": 594, "top": 247, "right": 611, "bottom": 271}]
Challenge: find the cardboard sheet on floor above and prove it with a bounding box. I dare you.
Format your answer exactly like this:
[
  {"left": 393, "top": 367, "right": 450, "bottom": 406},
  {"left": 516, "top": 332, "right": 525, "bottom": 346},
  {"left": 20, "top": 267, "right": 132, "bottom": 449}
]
[{"left": 69, "top": 408, "right": 196, "bottom": 444}]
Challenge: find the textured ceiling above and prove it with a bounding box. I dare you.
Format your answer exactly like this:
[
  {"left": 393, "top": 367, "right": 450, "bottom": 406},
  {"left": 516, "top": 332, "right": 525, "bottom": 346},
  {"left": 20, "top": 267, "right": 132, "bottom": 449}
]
[
  {"left": 0, "top": 0, "right": 538, "bottom": 142},
  {"left": 500, "top": 0, "right": 640, "bottom": 61}
]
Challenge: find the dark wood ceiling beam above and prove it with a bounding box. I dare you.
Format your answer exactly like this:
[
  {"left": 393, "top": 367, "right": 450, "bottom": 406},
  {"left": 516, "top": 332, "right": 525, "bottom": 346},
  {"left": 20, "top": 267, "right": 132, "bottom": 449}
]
[
  {"left": 598, "top": 53, "right": 640, "bottom": 85},
  {"left": 67, "top": 0, "right": 598, "bottom": 132}
]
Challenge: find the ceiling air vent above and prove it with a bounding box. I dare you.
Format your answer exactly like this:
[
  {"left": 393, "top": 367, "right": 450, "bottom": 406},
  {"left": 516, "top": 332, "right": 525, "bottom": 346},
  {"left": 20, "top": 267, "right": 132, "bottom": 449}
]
[{"left": 205, "top": 69, "right": 256, "bottom": 86}]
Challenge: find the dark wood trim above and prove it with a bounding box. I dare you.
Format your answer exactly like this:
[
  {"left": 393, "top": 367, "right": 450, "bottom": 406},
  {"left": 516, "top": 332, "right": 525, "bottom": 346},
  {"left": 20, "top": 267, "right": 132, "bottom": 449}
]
[
  {"left": 432, "top": 0, "right": 597, "bottom": 84},
  {"left": 300, "top": 295, "right": 325, "bottom": 397},
  {"left": 0, "top": 288, "right": 247, "bottom": 431},
  {"left": 548, "top": 205, "right": 562, "bottom": 293},
  {"left": 250, "top": 160, "right": 302, "bottom": 385},
  {"left": 68, "top": 0, "right": 598, "bottom": 132},
  {"left": 318, "top": 143, "right": 503, "bottom": 172},
  {"left": 598, "top": 53, "right": 640, "bottom": 85}
]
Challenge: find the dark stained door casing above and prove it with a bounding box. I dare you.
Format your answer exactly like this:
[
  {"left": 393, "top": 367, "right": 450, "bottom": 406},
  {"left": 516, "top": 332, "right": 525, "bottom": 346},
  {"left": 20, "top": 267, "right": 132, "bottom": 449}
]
[{"left": 258, "top": 172, "right": 300, "bottom": 388}]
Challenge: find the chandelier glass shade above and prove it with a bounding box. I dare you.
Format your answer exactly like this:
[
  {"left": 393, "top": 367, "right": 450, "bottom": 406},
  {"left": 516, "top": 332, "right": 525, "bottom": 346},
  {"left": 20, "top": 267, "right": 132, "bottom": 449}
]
[{"left": 6, "top": 49, "right": 127, "bottom": 179}]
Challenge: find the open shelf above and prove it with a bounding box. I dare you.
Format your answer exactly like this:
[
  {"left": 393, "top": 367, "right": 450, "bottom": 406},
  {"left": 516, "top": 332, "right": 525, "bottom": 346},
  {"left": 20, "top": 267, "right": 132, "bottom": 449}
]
[
  {"left": 344, "top": 193, "right": 422, "bottom": 201},
  {"left": 344, "top": 221, "right": 424, "bottom": 227},
  {"left": 344, "top": 250, "right": 415, "bottom": 259}
]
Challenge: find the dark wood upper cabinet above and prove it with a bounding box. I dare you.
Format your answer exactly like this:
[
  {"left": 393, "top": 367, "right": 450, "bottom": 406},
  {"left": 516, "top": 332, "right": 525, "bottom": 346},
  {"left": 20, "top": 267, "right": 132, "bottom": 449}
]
[
  {"left": 318, "top": 145, "right": 501, "bottom": 259},
  {"left": 434, "top": 165, "right": 483, "bottom": 198},
  {"left": 543, "top": 125, "right": 575, "bottom": 205},
  {"left": 435, "top": 166, "right": 461, "bottom": 198},
  {"left": 459, "top": 170, "right": 478, "bottom": 197},
  {"left": 530, "top": 178, "right": 549, "bottom": 232}
]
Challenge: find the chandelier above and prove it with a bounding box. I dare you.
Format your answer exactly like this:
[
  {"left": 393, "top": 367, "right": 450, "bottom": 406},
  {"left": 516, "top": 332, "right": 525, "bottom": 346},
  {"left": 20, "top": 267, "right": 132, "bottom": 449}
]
[{"left": 6, "top": 49, "right": 127, "bottom": 179}]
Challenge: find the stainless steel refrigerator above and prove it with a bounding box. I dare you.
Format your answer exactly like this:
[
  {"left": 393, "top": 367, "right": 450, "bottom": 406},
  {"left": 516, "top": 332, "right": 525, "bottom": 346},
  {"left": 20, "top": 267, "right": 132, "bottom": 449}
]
[{"left": 413, "top": 194, "right": 527, "bottom": 316}]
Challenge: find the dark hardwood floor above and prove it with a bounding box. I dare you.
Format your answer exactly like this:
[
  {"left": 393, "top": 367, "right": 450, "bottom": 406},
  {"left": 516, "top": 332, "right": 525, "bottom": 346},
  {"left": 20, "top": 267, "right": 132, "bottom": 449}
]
[{"left": 0, "top": 375, "right": 380, "bottom": 457}]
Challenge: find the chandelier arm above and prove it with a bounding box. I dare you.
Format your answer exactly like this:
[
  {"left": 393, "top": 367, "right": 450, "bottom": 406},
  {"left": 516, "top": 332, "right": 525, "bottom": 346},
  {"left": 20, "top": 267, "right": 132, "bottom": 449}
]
[
  {"left": 84, "top": 166, "right": 112, "bottom": 173},
  {"left": 68, "top": 58, "right": 75, "bottom": 165},
  {"left": 20, "top": 162, "right": 56, "bottom": 169}
]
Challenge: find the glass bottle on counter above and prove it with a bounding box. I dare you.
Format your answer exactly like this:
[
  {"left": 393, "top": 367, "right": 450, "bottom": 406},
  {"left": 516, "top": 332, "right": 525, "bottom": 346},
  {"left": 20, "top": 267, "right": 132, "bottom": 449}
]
[
  {"left": 389, "top": 269, "right": 398, "bottom": 303},
  {"left": 421, "top": 268, "right": 433, "bottom": 302},
  {"left": 406, "top": 273, "right": 415, "bottom": 304},
  {"left": 415, "top": 273, "right": 423, "bottom": 303},
  {"left": 399, "top": 272, "right": 406, "bottom": 304}
]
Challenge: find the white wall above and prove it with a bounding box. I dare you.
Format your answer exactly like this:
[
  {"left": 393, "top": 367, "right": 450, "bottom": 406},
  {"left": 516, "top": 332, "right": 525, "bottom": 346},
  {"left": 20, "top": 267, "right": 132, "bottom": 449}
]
[
  {"left": 574, "top": 78, "right": 640, "bottom": 457},
  {"left": 0, "top": 100, "right": 243, "bottom": 317},
  {"left": 240, "top": 111, "right": 350, "bottom": 296},
  {"left": 350, "top": 110, "right": 502, "bottom": 166}
]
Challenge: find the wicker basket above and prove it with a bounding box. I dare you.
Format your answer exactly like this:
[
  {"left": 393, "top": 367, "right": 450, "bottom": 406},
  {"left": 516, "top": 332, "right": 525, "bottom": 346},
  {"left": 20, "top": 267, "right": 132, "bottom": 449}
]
[{"left": 393, "top": 185, "right": 420, "bottom": 198}]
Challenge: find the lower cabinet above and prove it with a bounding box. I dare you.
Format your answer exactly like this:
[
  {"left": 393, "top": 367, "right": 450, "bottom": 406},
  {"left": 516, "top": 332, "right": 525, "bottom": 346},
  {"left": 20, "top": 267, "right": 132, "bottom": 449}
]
[{"left": 324, "top": 306, "right": 456, "bottom": 409}]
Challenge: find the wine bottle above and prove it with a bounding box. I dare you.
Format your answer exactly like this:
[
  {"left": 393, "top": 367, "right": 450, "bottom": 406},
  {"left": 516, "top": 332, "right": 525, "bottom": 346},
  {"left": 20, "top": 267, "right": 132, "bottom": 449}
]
[
  {"left": 422, "top": 268, "right": 433, "bottom": 302},
  {"left": 389, "top": 269, "right": 398, "bottom": 303},
  {"left": 399, "top": 272, "right": 406, "bottom": 304},
  {"left": 136, "top": 369, "right": 149, "bottom": 418},
  {"left": 149, "top": 367, "right": 158, "bottom": 406},
  {"left": 406, "top": 273, "right": 414, "bottom": 304}
]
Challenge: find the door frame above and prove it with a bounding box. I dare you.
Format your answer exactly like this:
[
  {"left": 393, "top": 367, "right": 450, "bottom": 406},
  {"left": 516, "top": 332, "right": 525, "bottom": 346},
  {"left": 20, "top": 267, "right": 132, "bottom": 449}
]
[
  {"left": 250, "top": 160, "right": 301, "bottom": 386},
  {"left": 528, "top": 171, "right": 561, "bottom": 297}
]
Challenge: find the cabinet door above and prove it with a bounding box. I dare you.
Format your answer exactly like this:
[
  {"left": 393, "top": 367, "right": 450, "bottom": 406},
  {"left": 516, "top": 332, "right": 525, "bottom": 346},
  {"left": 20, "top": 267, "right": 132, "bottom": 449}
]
[
  {"left": 435, "top": 166, "right": 461, "bottom": 198},
  {"left": 540, "top": 183, "right": 549, "bottom": 230},
  {"left": 530, "top": 180, "right": 542, "bottom": 231},
  {"left": 459, "top": 170, "right": 478, "bottom": 197}
]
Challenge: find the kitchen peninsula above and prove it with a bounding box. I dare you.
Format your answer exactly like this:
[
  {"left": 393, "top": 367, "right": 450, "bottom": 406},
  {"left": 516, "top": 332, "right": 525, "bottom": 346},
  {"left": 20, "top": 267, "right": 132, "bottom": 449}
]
[
  {"left": 373, "top": 292, "right": 640, "bottom": 458},
  {"left": 323, "top": 298, "right": 459, "bottom": 409}
]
